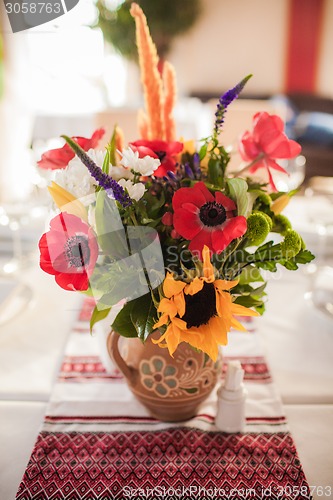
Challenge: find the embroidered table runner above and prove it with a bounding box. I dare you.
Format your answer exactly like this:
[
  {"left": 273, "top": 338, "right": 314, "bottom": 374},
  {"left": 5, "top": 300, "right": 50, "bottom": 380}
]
[{"left": 16, "top": 300, "right": 311, "bottom": 500}]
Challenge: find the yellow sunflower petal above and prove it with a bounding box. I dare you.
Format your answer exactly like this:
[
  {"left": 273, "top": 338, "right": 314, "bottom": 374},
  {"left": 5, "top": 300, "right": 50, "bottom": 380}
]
[
  {"left": 184, "top": 277, "right": 204, "bottom": 296},
  {"left": 163, "top": 273, "right": 186, "bottom": 298},
  {"left": 173, "top": 292, "right": 186, "bottom": 318},
  {"left": 231, "top": 303, "right": 260, "bottom": 317},
  {"left": 215, "top": 290, "right": 233, "bottom": 320},
  {"left": 153, "top": 313, "right": 169, "bottom": 329},
  {"left": 182, "top": 324, "right": 217, "bottom": 362},
  {"left": 214, "top": 278, "right": 239, "bottom": 292},
  {"left": 158, "top": 297, "right": 178, "bottom": 317},
  {"left": 230, "top": 316, "right": 247, "bottom": 332},
  {"left": 202, "top": 245, "right": 215, "bottom": 282},
  {"left": 152, "top": 317, "right": 187, "bottom": 357}
]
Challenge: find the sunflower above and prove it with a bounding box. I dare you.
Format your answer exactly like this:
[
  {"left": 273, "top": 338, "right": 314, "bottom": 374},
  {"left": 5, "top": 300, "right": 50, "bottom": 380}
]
[{"left": 152, "top": 246, "right": 259, "bottom": 361}]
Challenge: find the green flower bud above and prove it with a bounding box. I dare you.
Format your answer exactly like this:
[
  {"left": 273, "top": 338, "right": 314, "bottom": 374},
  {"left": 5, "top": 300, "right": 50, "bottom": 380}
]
[
  {"left": 260, "top": 211, "right": 273, "bottom": 231},
  {"left": 272, "top": 214, "right": 292, "bottom": 236},
  {"left": 246, "top": 212, "right": 271, "bottom": 246},
  {"left": 256, "top": 192, "right": 272, "bottom": 207},
  {"left": 281, "top": 230, "right": 302, "bottom": 259}
]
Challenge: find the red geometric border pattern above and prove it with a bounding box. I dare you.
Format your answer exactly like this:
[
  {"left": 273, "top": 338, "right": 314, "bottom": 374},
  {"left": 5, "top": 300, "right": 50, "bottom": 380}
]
[
  {"left": 59, "top": 355, "right": 271, "bottom": 383},
  {"left": 17, "top": 429, "right": 311, "bottom": 500}
]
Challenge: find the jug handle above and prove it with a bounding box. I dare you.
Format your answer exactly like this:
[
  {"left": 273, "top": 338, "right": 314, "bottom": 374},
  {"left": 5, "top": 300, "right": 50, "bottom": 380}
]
[{"left": 107, "top": 331, "right": 137, "bottom": 385}]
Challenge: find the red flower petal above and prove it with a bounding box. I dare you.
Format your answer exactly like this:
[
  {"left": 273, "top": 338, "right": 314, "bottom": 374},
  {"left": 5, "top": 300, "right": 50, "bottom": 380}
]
[
  {"left": 188, "top": 229, "right": 212, "bottom": 257},
  {"left": 37, "top": 128, "right": 105, "bottom": 170},
  {"left": 193, "top": 182, "right": 215, "bottom": 203},
  {"left": 173, "top": 208, "right": 202, "bottom": 239},
  {"left": 131, "top": 139, "right": 183, "bottom": 156},
  {"left": 214, "top": 191, "right": 236, "bottom": 211},
  {"left": 154, "top": 157, "right": 176, "bottom": 177},
  {"left": 39, "top": 213, "right": 98, "bottom": 291},
  {"left": 55, "top": 272, "right": 90, "bottom": 291},
  {"left": 239, "top": 131, "right": 260, "bottom": 161},
  {"left": 132, "top": 145, "right": 159, "bottom": 159},
  {"left": 172, "top": 184, "right": 207, "bottom": 211},
  {"left": 267, "top": 158, "right": 288, "bottom": 174},
  {"left": 211, "top": 216, "right": 247, "bottom": 253}
]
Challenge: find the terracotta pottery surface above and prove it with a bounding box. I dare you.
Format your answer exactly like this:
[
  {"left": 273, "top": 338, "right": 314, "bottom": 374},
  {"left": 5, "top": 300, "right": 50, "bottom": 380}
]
[{"left": 107, "top": 331, "right": 222, "bottom": 422}]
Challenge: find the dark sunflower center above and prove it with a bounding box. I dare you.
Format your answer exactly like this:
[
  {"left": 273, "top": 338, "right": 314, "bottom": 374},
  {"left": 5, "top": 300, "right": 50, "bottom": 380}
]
[
  {"left": 182, "top": 282, "right": 217, "bottom": 328},
  {"left": 155, "top": 150, "right": 167, "bottom": 162},
  {"left": 199, "top": 201, "right": 226, "bottom": 227},
  {"left": 64, "top": 235, "right": 90, "bottom": 269}
]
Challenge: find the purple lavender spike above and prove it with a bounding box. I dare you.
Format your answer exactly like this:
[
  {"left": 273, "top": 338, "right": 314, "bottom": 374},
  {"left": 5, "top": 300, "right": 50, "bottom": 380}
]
[
  {"left": 167, "top": 171, "right": 178, "bottom": 182},
  {"left": 214, "top": 74, "right": 252, "bottom": 135},
  {"left": 62, "top": 135, "right": 132, "bottom": 207},
  {"left": 184, "top": 163, "right": 194, "bottom": 179}
]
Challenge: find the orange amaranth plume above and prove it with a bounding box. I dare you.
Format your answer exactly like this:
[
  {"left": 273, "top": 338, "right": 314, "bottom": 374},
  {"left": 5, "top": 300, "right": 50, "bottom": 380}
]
[
  {"left": 130, "top": 2, "right": 177, "bottom": 142},
  {"left": 162, "top": 62, "right": 177, "bottom": 142},
  {"left": 137, "top": 109, "right": 149, "bottom": 140}
]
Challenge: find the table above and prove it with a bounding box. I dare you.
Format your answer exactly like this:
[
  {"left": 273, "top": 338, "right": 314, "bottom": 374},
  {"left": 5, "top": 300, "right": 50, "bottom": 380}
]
[{"left": 0, "top": 196, "right": 333, "bottom": 499}]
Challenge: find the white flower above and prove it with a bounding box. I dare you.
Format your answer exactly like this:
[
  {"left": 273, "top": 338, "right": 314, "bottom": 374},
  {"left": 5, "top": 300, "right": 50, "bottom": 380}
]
[
  {"left": 55, "top": 149, "right": 106, "bottom": 199},
  {"left": 118, "top": 179, "right": 146, "bottom": 201},
  {"left": 109, "top": 164, "right": 133, "bottom": 181},
  {"left": 120, "top": 147, "right": 160, "bottom": 176}
]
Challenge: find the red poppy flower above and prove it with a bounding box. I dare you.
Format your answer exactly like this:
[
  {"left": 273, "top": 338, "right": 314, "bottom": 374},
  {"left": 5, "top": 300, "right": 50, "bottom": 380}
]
[
  {"left": 172, "top": 182, "right": 247, "bottom": 257},
  {"left": 238, "top": 112, "right": 301, "bottom": 191},
  {"left": 37, "top": 128, "right": 105, "bottom": 170},
  {"left": 130, "top": 139, "right": 183, "bottom": 177},
  {"left": 39, "top": 213, "right": 99, "bottom": 291}
]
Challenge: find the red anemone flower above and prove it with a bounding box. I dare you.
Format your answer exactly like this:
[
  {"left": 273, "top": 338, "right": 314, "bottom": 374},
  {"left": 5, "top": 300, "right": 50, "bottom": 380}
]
[
  {"left": 37, "top": 128, "right": 105, "bottom": 170},
  {"left": 39, "top": 213, "right": 99, "bottom": 291},
  {"left": 239, "top": 112, "right": 301, "bottom": 191},
  {"left": 172, "top": 182, "right": 247, "bottom": 257},
  {"left": 130, "top": 139, "right": 183, "bottom": 177}
]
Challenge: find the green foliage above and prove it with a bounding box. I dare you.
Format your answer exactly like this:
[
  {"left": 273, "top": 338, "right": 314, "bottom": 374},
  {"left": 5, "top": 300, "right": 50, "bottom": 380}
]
[
  {"left": 90, "top": 305, "right": 111, "bottom": 333},
  {"left": 112, "top": 292, "right": 158, "bottom": 340},
  {"left": 95, "top": 0, "right": 202, "bottom": 60},
  {"left": 95, "top": 190, "right": 129, "bottom": 258},
  {"left": 227, "top": 178, "right": 250, "bottom": 216}
]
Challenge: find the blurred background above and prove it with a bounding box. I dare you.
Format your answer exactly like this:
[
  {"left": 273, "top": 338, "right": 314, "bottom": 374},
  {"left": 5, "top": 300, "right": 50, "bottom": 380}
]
[{"left": 0, "top": 0, "right": 333, "bottom": 203}]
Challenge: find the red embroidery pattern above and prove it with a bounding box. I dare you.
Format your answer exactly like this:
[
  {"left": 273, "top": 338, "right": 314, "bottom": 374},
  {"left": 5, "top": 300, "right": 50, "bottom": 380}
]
[{"left": 16, "top": 430, "right": 310, "bottom": 500}]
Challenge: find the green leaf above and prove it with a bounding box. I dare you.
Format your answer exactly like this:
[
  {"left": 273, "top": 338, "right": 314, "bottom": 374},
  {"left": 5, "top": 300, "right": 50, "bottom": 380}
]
[
  {"left": 95, "top": 190, "right": 129, "bottom": 258},
  {"left": 102, "top": 149, "right": 110, "bottom": 175},
  {"left": 256, "top": 260, "right": 278, "bottom": 272},
  {"left": 227, "top": 178, "right": 249, "bottom": 216},
  {"left": 130, "top": 293, "right": 158, "bottom": 341},
  {"left": 281, "top": 249, "right": 315, "bottom": 270},
  {"left": 112, "top": 302, "right": 138, "bottom": 338},
  {"left": 234, "top": 295, "right": 265, "bottom": 308},
  {"left": 207, "top": 158, "right": 224, "bottom": 187},
  {"left": 294, "top": 249, "right": 315, "bottom": 264},
  {"left": 239, "top": 265, "right": 264, "bottom": 284},
  {"left": 107, "top": 126, "right": 118, "bottom": 166},
  {"left": 90, "top": 305, "right": 111, "bottom": 333},
  {"left": 111, "top": 292, "right": 158, "bottom": 340},
  {"left": 199, "top": 143, "right": 208, "bottom": 161}
]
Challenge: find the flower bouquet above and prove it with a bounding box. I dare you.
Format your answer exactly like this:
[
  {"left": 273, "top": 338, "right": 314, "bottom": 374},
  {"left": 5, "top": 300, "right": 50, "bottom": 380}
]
[{"left": 38, "top": 4, "right": 314, "bottom": 420}]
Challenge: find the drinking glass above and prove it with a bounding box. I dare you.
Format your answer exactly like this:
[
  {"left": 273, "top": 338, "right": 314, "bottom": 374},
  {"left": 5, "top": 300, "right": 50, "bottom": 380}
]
[{"left": 304, "top": 176, "right": 333, "bottom": 318}]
